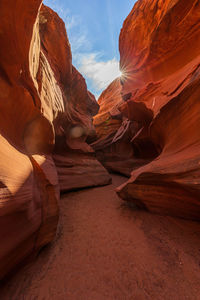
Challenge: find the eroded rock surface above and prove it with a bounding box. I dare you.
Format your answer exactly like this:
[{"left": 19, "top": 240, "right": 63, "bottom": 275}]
[
  {"left": 116, "top": 0, "right": 200, "bottom": 220},
  {"left": 0, "top": 0, "right": 59, "bottom": 280},
  {"left": 92, "top": 79, "right": 140, "bottom": 176},
  {"left": 39, "top": 5, "right": 110, "bottom": 190},
  {"left": 93, "top": 0, "right": 200, "bottom": 220},
  {"left": 40, "top": 7, "right": 110, "bottom": 190},
  {"left": 92, "top": 79, "right": 157, "bottom": 177},
  {"left": 0, "top": 1, "right": 110, "bottom": 279},
  {"left": 93, "top": 78, "right": 123, "bottom": 139}
]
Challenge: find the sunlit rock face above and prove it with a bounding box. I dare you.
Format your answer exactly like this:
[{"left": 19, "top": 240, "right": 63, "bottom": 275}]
[
  {"left": 116, "top": 0, "right": 200, "bottom": 220},
  {"left": 39, "top": 5, "right": 111, "bottom": 192},
  {"left": 0, "top": 1, "right": 110, "bottom": 279},
  {"left": 92, "top": 78, "right": 157, "bottom": 176},
  {"left": 91, "top": 79, "right": 136, "bottom": 176},
  {"left": 0, "top": 0, "right": 59, "bottom": 280},
  {"left": 119, "top": 0, "right": 200, "bottom": 114},
  {"left": 93, "top": 79, "right": 123, "bottom": 139}
]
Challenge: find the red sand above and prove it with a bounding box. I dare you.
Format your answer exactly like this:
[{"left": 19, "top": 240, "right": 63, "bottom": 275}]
[{"left": 1, "top": 175, "right": 200, "bottom": 299}]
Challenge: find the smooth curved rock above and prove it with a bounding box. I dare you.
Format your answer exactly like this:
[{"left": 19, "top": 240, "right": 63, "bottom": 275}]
[
  {"left": 117, "top": 0, "right": 200, "bottom": 220},
  {"left": 119, "top": 0, "right": 200, "bottom": 112},
  {"left": 0, "top": 0, "right": 60, "bottom": 280},
  {"left": 0, "top": 1, "right": 110, "bottom": 280},
  {"left": 0, "top": 135, "right": 59, "bottom": 280},
  {"left": 117, "top": 75, "right": 200, "bottom": 220}
]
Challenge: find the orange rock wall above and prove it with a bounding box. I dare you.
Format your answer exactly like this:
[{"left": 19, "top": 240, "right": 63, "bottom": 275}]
[
  {"left": 92, "top": 79, "right": 155, "bottom": 177},
  {"left": 0, "top": 1, "right": 110, "bottom": 280},
  {"left": 93, "top": 0, "right": 200, "bottom": 220},
  {"left": 38, "top": 5, "right": 111, "bottom": 192},
  {"left": 119, "top": 0, "right": 200, "bottom": 114},
  {"left": 93, "top": 78, "right": 123, "bottom": 139},
  {"left": 0, "top": 0, "right": 59, "bottom": 280},
  {"left": 116, "top": 0, "right": 200, "bottom": 220}
]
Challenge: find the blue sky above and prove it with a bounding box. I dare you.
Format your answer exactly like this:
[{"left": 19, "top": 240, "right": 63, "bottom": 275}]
[{"left": 43, "top": 0, "right": 135, "bottom": 98}]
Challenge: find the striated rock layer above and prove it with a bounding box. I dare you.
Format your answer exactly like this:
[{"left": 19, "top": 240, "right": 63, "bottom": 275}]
[
  {"left": 0, "top": 0, "right": 59, "bottom": 280},
  {"left": 115, "top": 0, "right": 200, "bottom": 220},
  {"left": 91, "top": 79, "right": 142, "bottom": 176},
  {"left": 0, "top": 1, "right": 110, "bottom": 280},
  {"left": 92, "top": 76, "right": 157, "bottom": 177},
  {"left": 93, "top": 78, "right": 123, "bottom": 139},
  {"left": 38, "top": 5, "right": 111, "bottom": 191},
  {"left": 92, "top": 0, "right": 200, "bottom": 220}
]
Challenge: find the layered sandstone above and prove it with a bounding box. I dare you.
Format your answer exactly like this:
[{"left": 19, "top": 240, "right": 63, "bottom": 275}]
[
  {"left": 91, "top": 79, "right": 140, "bottom": 176},
  {"left": 93, "top": 78, "right": 123, "bottom": 139},
  {"left": 116, "top": 0, "right": 200, "bottom": 220},
  {"left": 0, "top": 0, "right": 59, "bottom": 279},
  {"left": 92, "top": 0, "right": 200, "bottom": 220},
  {"left": 92, "top": 78, "right": 156, "bottom": 176},
  {"left": 38, "top": 5, "right": 111, "bottom": 191},
  {"left": 0, "top": 1, "right": 110, "bottom": 280}
]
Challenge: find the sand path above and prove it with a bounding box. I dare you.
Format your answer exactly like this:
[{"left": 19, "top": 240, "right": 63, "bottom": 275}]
[{"left": 1, "top": 175, "right": 200, "bottom": 300}]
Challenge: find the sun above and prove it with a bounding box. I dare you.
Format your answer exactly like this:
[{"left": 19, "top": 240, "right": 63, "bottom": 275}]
[
  {"left": 118, "top": 69, "right": 126, "bottom": 80},
  {"left": 119, "top": 70, "right": 123, "bottom": 77}
]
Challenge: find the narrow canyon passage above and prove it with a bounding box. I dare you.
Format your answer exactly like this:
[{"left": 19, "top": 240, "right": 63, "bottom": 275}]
[
  {"left": 1, "top": 175, "right": 200, "bottom": 300},
  {"left": 1, "top": 0, "right": 200, "bottom": 298}
]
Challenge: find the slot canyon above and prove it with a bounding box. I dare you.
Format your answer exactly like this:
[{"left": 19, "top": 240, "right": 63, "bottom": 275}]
[{"left": 0, "top": 0, "right": 200, "bottom": 299}]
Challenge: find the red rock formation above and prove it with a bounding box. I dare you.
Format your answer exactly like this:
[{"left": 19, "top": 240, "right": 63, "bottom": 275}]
[
  {"left": 39, "top": 5, "right": 111, "bottom": 191},
  {"left": 93, "top": 78, "right": 123, "bottom": 139},
  {"left": 119, "top": 0, "right": 200, "bottom": 114},
  {"left": 116, "top": 0, "right": 200, "bottom": 220},
  {"left": 39, "top": 5, "right": 72, "bottom": 90},
  {"left": 118, "top": 74, "right": 200, "bottom": 220},
  {"left": 0, "top": 1, "right": 110, "bottom": 280},
  {"left": 92, "top": 78, "right": 156, "bottom": 176},
  {"left": 92, "top": 0, "right": 200, "bottom": 219},
  {"left": 0, "top": 0, "right": 60, "bottom": 280},
  {"left": 91, "top": 79, "right": 136, "bottom": 175}
]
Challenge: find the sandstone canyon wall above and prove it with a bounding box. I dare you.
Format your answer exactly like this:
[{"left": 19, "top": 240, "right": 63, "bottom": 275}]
[
  {"left": 1, "top": 0, "right": 200, "bottom": 282},
  {"left": 92, "top": 78, "right": 155, "bottom": 176},
  {"left": 39, "top": 5, "right": 111, "bottom": 192},
  {"left": 93, "top": 0, "right": 200, "bottom": 220},
  {"left": 91, "top": 79, "right": 145, "bottom": 176},
  {"left": 0, "top": 1, "right": 110, "bottom": 280}
]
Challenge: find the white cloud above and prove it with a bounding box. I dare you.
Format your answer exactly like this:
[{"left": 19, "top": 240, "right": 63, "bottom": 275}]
[{"left": 77, "top": 53, "right": 121, "bottom": 92}]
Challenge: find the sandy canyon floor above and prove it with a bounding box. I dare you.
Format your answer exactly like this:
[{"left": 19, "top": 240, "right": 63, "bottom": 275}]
[{"left": 1, "top": 175, "right": 200, "bottom": 300}]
